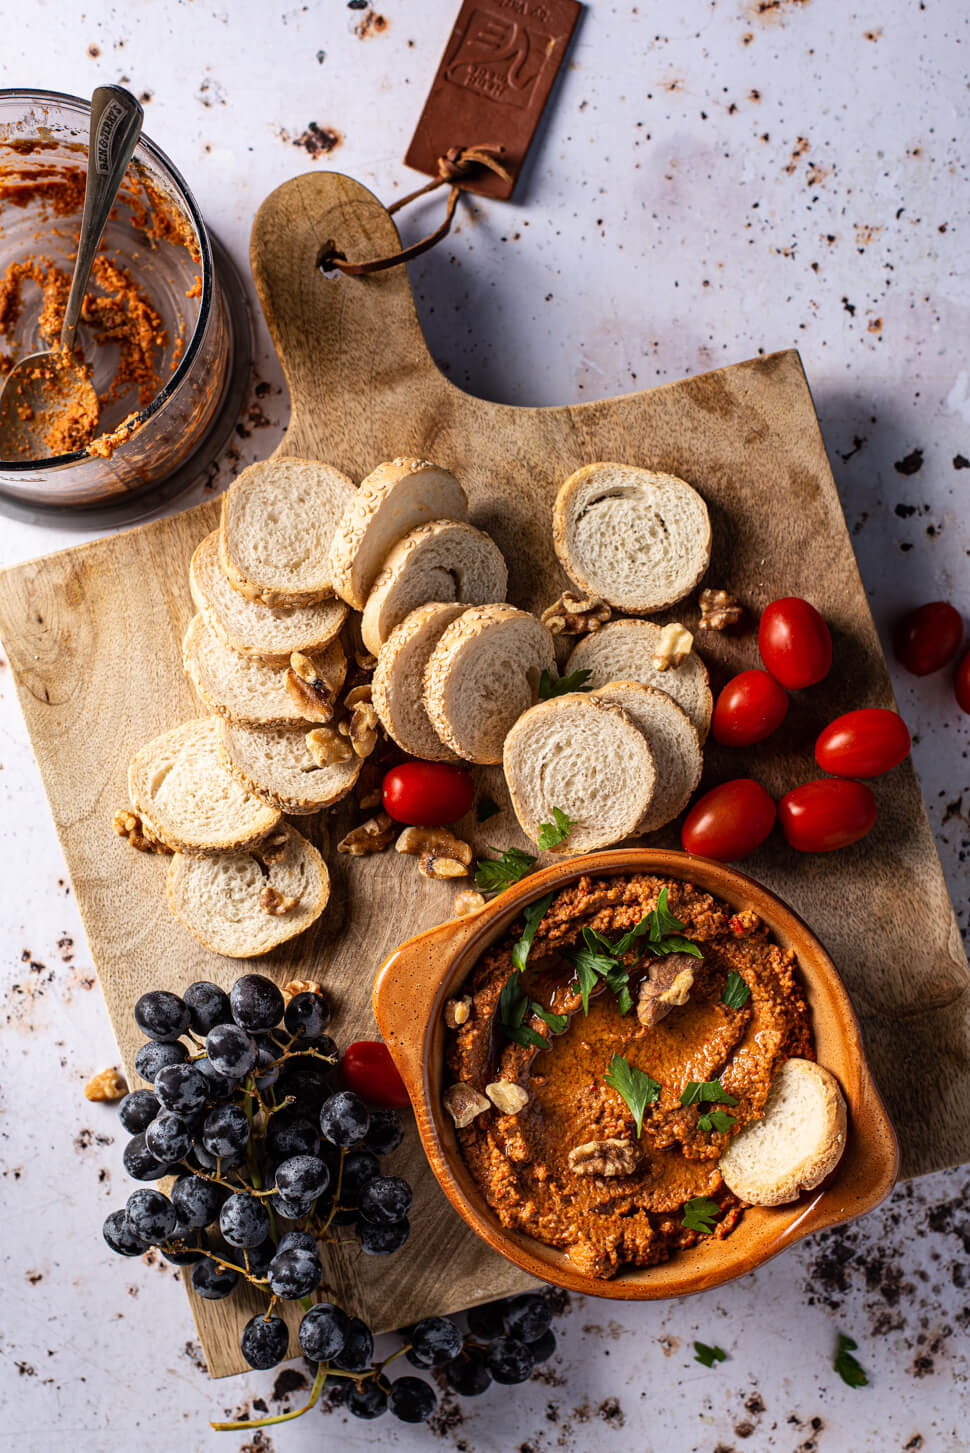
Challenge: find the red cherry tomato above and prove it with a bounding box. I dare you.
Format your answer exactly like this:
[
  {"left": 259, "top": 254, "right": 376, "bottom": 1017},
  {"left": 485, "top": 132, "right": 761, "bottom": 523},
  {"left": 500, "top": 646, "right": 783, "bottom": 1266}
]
[
  {"left": 340, "top": 1040, "right": 410, "bottom": 1109},
  {"left": 814, "top": 708, "right": 911, "bottom": 778},
  {"left": 382, "top": 761, "right": 475, "bottom": 825},
  {"left": 712, "top": 669, "right": 789, "bottom": 747},
  {"left": 893, "top": 601, "right": 963, "bottom": 677},
  {"left": 778, "top": 779, "right": 877, "bottom": 852},
  {"left": 681, "top": 779, "right": 777, "bottom": 861},
  {"left": 758, "top": 597, "right": 833, "bottom": 689},
  {"left": 957, "top": 650, "right": 970, "bottom": 715}
]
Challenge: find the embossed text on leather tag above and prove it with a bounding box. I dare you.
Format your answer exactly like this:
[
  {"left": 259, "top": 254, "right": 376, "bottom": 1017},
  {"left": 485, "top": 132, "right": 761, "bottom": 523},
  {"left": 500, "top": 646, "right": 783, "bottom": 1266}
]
[{"left": 405, "top": 0, "right": 582, "bottom": 200}]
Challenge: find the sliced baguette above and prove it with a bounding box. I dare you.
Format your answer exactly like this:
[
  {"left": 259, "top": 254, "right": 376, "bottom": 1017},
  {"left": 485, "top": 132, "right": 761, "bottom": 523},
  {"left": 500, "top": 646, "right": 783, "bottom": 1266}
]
[
  {"left": 553, "top": 463, "right": 711, "bottom": 613},
  {"left": 183, "top": 614, "right": 346, "bottom": 728},
  {"left": 190, "top": 530, "right": 347, "bottom": 665},
  {"left": 371, "top": 601, "right": 467, "bottom": 761},
  {"left": 503, "top": 693, "right": 656, "bottom": 853},
  {"left": 128, "top": 718, "right": 280, "bottom": 854},
  {"left": 567, "top": 620, "right": 713, "bottom": 741},
  {"left": 329, "top": 458, "right": 469, "bottom": 610},
  {"left": 425, "top": 604, "right": 556, "bottom": 764},
  {"left": 591, "top": 681, "right": 702, "bottom": 833},
  {"left": 167, "top": 823, "right": 329, "bottom": 959},
  {"left": 360, "top": 519, "right": 508, "bottom": 657},
  {"left": 219, "top": 458, "right": 356, "bottom": 607},
  {"left": 218, "top": 720, "right": 362, "bottom": 814},
  {"left": 719, "top": 1059, "right": 848, "bottom": 1206}
]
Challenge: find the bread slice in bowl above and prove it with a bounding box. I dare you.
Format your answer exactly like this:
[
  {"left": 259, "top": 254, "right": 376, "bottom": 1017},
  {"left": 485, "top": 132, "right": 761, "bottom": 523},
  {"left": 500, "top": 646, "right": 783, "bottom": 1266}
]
[
  {"left": 425, "top": 603, "right": 555, "bottom": 764},
  {"left": 360, "top": 519, "right": 508, "bottom": 657},
  {"left": 219, "top": 457, "right": 356, "bottom": 607},
  {"left": 183, "top": 614, "right": 346, "bottom": 729},
  {"left": 503, "top": 693, "right": 656, "bottom": 852},
  {"left": 329, "top": 457, "right": 468, "bottom": 610},
  {"left": 567, "top": 619, "right": 713, "bottom": 741},
  {"left": 719, "top": 1058, "right": 848, "bottom": 1206},
  {"left": 591, "top": 681, "right": 702, "bottom": 833},
  {"left": 167, "top": 822, "right": 329, "bottom": 958},
  {"left": 128, "top": 718, "right": 281, "bottom": 855},
  {"left": 218, "top": 720, "right": 362, "bottom": 814},
  {"left": 372, "top": 601, "right": 467, "bottom": 761}
]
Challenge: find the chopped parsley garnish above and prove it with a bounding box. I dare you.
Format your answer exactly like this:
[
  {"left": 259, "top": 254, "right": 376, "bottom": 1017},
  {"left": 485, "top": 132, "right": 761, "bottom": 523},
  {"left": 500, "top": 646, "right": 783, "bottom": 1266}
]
[
  {"left": 681, "top": 1196, "right": 721, "bottom": 1234},
  {"left": 476, "top": 794, "right": 500, "bottom": 823},
  {"left": 693, "top": 1341, "right": 727, "bottom": 1367},
  {"left": 537, "top": 806, "right": 574, "bottom": 851},
  {"left": 531, "top": 1003, "right": 568, "bottom": 1034},
  {"left": 474, "top": 846, "right": 537, "bottom": 895},
  {"left": 697, "top": 1108, "right": 736, "bottom": 1134},
  {"left": 722, "top": 971, "right": 751, "bottom": 1009},
  {"left": 602, "top": 1053, "right": 661, "bottom": 1137},
  {"left": 679, "top": 1078, "right": 739, "bottom": 1108},
  {"left": 834, "top": 1333, "right": 868, "bottom": 1388},
  {"left": 539, "top": 667, "right": 592, "bottom": 699},
  {"left": 510, "top": 891, "right": 556, "bottom": 972},
  {"left": 498, "top": 973, "right": 567, "bottom": 1050},
  {"left": 563, "top": 888, "right": 701, "bottom": 1018}
]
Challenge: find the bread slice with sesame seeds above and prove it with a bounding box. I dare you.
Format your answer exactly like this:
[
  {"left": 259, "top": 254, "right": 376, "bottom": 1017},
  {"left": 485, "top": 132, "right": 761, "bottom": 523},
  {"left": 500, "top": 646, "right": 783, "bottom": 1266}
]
[
  {"left": 719, "top": 1059, "right": 848, "bottom": 1206},
  {"left": 567, "top": 619, "right": 713, "bottom": 741},
  {"left": 371, "top": 601, "right": 467, "bottom": 761},
  {"left": 217, "top": 719, "right": 362, "bottom": 815},
  {"left": 182, "top": 614, "right": 346, "bottom": 729}
]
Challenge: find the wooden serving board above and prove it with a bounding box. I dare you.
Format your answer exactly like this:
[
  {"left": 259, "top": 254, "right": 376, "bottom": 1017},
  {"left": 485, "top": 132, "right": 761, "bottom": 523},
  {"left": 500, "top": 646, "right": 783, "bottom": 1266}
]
[{"left": 1, "top": 172, "right": 968, "bottom": 1379}]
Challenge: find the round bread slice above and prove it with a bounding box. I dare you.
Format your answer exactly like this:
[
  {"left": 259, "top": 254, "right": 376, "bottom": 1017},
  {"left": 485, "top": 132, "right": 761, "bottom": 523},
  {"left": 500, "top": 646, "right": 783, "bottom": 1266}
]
[
  {"left": 567, "top": 620, "right": 713, "bottom": 741},
  {"left": 425, "top": 604, "right": 556, "bottom": 764},
  {"left": 219, "top": 457, "right": 356, "bottom": 607},
  {"left": 167, "top": 823, "right": 329, "bottom": 959},
  {"left": 218, "top": 720, "right": 362, "bottom": 814},
  {"left": 719, "top": 1059, "right": 848, "bottom": 1207},
  {"left": 329, "top": 458, "right": 469, "bottom": 610},
  {"left": 128, "top": 718, "right": 281, "bottom": 854},
  {"left": 553, "top": 463, "right": 711, "bottom": 613},
  {"left": 372, "top": 601, "right": 467, "bottom": 761},
  {"left": 190, "top": 530, "right": 347, "bottom": 665},
  {"left": 591, "top": 681, "right": 702, "bottom": 833},
  {"left": 360, "top": 519, "right": 508, "bottom": 657},
  {"left": 183, "top": 614, "right": 346, "bottom": 728},
  {"left": 503, "top": 693, "right": 656, "bottom": 853}
]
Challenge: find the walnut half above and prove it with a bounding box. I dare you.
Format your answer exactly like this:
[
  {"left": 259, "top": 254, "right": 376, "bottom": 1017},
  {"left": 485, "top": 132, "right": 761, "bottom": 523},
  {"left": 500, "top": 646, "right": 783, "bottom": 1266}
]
[
  {"left": 260, "top": 885, "right": 299, "bottom": 916},
  {"left": 286, "top": 650, "right": 343, "bottom": 722},
  {"left": 652, "top": 621, "right": 694, "bottom": 671},
  {"left": 698, "top": 588, "right": 744, "bottom": 632},
  {"left": 541, "top": 591, "right": 612, "bottom": 636},
  {"left": 637, "top": 955, "right": 697, "bottom": 1027},
  {"left": 112, "top": 807, "right": 171, "bottom": 855},
  {"left": 284, "top": 979, "right": 324, "bottom": 1000},
  {"left": 338, "top": 813, "right": 394, "bottom": 855},
  {"left": 567, "top": 1138, "right": 640, "bottom": 1177},
  {"left": 396, "top": 826, "right": 472, "bottom": 864},
  {"left": 443, "top": 1082, "right": 490, "bottom": 1129},
  {"left": 84, "top": 1066, "right": 129, "bottom": 1101}
]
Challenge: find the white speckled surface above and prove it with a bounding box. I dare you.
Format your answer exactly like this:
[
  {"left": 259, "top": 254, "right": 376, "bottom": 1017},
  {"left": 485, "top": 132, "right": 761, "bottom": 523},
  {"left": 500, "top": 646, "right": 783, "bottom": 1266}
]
[{"left": 0, "top": 2, "right": 967, "bottom": 1449}]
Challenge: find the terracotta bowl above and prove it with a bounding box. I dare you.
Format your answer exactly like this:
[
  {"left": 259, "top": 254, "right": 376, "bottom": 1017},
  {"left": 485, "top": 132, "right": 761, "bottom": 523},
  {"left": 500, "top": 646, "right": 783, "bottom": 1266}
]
[{"left": 372, "top": 848, "right": 899, "bottom": 1300}]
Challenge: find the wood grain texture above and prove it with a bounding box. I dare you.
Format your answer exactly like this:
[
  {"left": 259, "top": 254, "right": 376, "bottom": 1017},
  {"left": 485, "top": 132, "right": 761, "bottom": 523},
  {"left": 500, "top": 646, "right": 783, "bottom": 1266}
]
[{"left": 0, "top": 170, "right": 966, "bottom": 1376}]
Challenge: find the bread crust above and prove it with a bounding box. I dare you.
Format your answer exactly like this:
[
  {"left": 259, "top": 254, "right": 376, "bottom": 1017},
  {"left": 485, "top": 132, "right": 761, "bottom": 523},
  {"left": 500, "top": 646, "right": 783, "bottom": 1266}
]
[
  {"left": 371, "top": 601, "right": 466, "bottom": 761},
  {"left": 217, "top": 720, "right": 362, "bottom": 815},
  {"left": 567, "top": 619, "right": 713, "bottom": 742}
]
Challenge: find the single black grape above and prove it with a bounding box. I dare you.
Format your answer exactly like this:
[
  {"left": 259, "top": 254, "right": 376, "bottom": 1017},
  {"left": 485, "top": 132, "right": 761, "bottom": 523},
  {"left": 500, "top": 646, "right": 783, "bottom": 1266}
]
[
  {"left": 125, "top": 1188, "right": 177, "bottom": 1243},
  {"left": 405, "top": 1346, "right": 434, "bottom": 1369},
  {"left": 230, "top": 974, "right": 285, "bottom": 1032},
  {"left": 275, "top": 1229, "right": 318, "bottom": 1256},
  {"left": 244, "top": 1239, "right": 276, "bottom": 1277},
  {"left": 339, "top": 1149, "right": 380, "bottom": 1205},
  {"left": 284, "top": 991, "right": 331, "bottom": 1040},
  {"left": 466, "top": 1299, "right": 508, "bottom": 1341},
  {"left": 388, "top": 1376, "right": 437, "bottom": 1424},
  {"left": 191, "top": 1257, "right": 238, "bottom": 1300},
  {"left": 274, "top": 1153, "right": 330, "bottom": 1202},
  {"left": 190, "top": 1141, "right": 245, "bottom": 1173},
  {"left": 153, "top": 1062, "right": 208, "bottom": 1115},
  {"left": 205, "top": 1023, "right": 257, "bottom": 1080},
  {"left": 267, "top": 1246, "right": 322, "bottom": 1299},
  {"left": 276, "top": 1059, "right": 331, "bottom": 1113},
  {"left": 123, "top": 1132, "right": 174, "bottom": 1182},
  {"left": 411, "top": 1316, "right": 463, "bottom": 1366},
  {"left": 240, "top": 1313, "right": 289, "bottom": 1370},
  {"left": 145, "top": 1110, "right": 193, "bottom": 1163},
  {"left": 269, "top": 1190, "right": 315, "bottom": 1221},
  {"left": 118, "top": 1089, "right": 160, "bottom": 1134},
  {"left": 195, "top": 1057, "right": 235, "bottom": 1100},
  {"left": 359, "top": 1175, "right": 412, "bottom": 1226},
  {"left": 299, "top": 1302, "right": 349, "bottom": 1362},
  {"left": 320, "top": 1090, "right": 370, "bottom": 1148},
  {"left": 445, "top": 1347, "right": 492, "bottom": 1397},
  {"left": 266, "top": 1114, "right": 320, "bottom": 1160},
  {"left": 364, "top": 1108, "right": 404, "bottom": 1157},
  {"left": 348, "top": 1379, "right": 388, "bottom": 1419},
  {"left": 334, "top": 1316, "right": 374, "bottom": 1372},
  {"left": 134, "top": 1040, "right": 188, "bottom": 1082},
  {"left": 486, "top": 1337, "right": 536, "bottom": 1385},
  {"left": 357, "top": 1217, "right": 410, "bottom": 1256},
  {"left": 504, "top": 1292, "right": 553, "bottom": 1344},
  {"left": 202, "top": 1104, "right": 250, "bottom": 1158},
  {"left": 171, "top": 1173, "right": 227, "bottom": 1229},
  {"left": 529, "top": 1329, "right": 556, "bottom": 1364},
  {"left": 134, "top": 989, "right": 189, "bottom": 1042},
  {"left": 183, "top": 980, "right": 232, "bottom": 1034},
  {"left": 219, "top": 1192, "right": 270, "bottom": 1248},
  {"left": 103, "top": 1208, "right": 149, "bottom": 1257}
]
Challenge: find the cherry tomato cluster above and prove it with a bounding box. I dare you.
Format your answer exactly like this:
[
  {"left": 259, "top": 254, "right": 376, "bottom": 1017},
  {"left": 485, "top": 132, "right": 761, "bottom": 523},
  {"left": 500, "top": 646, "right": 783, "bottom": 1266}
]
[
  {"left": 684, "top": 596, "right": 913, "bottom": 862},
  {"left": 893, "top": 600, "right": 969, "bottom": 716}
]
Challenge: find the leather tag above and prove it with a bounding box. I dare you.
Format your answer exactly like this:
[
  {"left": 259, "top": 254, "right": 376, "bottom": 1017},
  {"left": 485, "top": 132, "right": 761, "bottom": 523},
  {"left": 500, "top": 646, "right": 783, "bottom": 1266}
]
[{"left": 405, "top": 0, "right": 582, "bottom": 200}]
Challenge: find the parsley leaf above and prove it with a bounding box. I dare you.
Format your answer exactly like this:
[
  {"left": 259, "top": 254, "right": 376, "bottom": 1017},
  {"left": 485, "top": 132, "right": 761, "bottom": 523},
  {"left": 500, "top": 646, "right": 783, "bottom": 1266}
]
[
  {"left": 722, "top": 971, "right": 751, "bottom": 1009},
  {"left": 564, "top": 930, "right": 624, "bottom": 1014},
  {"left": 510, "top": 891, "right": 556, "bottom": 972},
  {"left": 680, "top": 1079, "right": 739, "bottom": 1108},
  {"left": 681, "top": 1196, "right": 721, "bottom": 1234},
  {"left": 602, "top": 1052, "right": 661, "bottom": 1137},
  {"left": 503, "top": 1023, "right": 549, "bottom": 1050},
  {"left": 834, "top": 1333, "right": 868, "bottom": 1389},
  {"left": 476, "top": 794, "right": 500, "bottom": 823},
  {"left": 475, "top": 847, "right": 537, "bottom": 895},
  {"left": 497, "top": 975, "right": 551, "bottom": 1051},
  {"left": 539, "top": 667, "right": 592, "bottom": 700},
  {"left": 537, "top": 806, "right": 574, "bottom": 851},
  {"left": 531, "top": 1003, "right": 568, "bottom": 1034},
  {"left": 697, "top": 1108, "right": 736, "bottom": 1133},
  {"left": 614, "top": 888, "right": 703, "bottom": 961},
  {"left": 694, "top": 1341, "right": 727, "bottom": 1367}
]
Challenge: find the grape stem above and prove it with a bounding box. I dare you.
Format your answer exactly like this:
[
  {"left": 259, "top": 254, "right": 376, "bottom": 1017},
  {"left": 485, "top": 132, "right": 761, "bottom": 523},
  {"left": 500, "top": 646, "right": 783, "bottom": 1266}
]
[{"left": 209, "top": 1359, "right": 375, "bottom": 1432}]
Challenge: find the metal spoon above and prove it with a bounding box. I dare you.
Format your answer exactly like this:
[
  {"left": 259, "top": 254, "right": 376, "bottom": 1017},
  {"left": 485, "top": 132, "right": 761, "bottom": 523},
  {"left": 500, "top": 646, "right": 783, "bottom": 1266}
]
[{"left": 0, "top": 85, "right": 143, "bottom": 462}]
